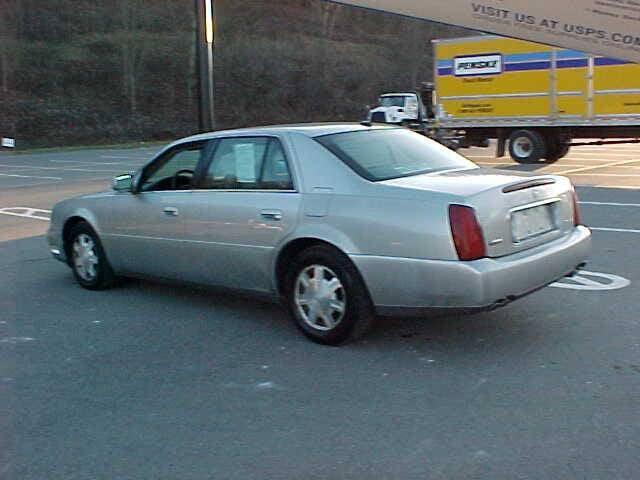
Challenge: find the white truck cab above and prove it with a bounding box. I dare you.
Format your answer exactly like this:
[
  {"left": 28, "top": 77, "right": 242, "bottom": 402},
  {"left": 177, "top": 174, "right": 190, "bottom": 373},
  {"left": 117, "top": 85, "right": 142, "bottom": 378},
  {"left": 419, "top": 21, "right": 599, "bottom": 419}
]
[{"left": 368, "top": 93, "right": 426, "bottom": 125}]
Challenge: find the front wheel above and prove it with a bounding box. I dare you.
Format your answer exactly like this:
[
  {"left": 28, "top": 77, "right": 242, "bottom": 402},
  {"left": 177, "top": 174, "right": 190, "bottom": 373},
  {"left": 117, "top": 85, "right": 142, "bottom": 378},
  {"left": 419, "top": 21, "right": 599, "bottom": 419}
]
[
  {"left": 67, "top": 222, "right": 116, "bottom": 290},
  {"left": 285, "top": 245, "right": 375, "bottom": 345}
]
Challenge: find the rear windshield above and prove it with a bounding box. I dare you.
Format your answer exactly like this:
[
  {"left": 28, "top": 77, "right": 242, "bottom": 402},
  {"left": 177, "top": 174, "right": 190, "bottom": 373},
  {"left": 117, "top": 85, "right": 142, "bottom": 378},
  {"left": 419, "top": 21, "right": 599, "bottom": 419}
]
[{"left": 315, "top": 128, "right": 476, "bottom": 181}]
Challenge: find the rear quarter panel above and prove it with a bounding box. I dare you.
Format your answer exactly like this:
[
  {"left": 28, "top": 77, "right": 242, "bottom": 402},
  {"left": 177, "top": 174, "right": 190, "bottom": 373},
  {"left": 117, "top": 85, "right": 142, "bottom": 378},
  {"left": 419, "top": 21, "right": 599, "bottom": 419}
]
[{"left": 286, "top": 133, "right": 460, "bottom": 261}]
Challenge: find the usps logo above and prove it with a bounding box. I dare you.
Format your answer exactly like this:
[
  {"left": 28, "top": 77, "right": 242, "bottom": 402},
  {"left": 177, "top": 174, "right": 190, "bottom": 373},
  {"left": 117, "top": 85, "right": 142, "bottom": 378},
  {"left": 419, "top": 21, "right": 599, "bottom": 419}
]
[{"left": 454, "top": 54, "right": 502, "bottom": 77}]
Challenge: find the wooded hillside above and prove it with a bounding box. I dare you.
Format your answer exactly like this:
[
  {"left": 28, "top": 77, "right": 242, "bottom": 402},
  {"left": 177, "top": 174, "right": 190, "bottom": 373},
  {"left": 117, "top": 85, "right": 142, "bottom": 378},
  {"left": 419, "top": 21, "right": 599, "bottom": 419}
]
[{"left": 0, "top": 0, "right": 473, "bottom": 148}]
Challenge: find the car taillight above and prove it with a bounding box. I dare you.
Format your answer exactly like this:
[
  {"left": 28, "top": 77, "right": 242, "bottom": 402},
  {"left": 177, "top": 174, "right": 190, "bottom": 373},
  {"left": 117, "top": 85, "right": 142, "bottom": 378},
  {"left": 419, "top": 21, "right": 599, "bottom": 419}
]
[
  {"left": 571, "top": 190, "right": 581, "bottom": 226},
  {"left": 449, "top": 205, "right": 486, "bottom": 261}
]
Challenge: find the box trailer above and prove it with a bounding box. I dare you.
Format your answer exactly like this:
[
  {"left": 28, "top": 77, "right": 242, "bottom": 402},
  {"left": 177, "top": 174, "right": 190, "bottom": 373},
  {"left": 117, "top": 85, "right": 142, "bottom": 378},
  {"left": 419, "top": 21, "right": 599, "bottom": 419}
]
[{"left": 368, "top": 35, "right": 640, "bottom": 163}]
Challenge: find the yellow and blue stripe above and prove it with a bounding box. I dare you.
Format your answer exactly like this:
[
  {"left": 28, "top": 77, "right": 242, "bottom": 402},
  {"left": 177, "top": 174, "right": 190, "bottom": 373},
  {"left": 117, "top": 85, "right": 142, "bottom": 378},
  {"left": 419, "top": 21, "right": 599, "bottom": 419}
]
[{"left": 437, "top": 51, "right": 630, "bottom": 77}]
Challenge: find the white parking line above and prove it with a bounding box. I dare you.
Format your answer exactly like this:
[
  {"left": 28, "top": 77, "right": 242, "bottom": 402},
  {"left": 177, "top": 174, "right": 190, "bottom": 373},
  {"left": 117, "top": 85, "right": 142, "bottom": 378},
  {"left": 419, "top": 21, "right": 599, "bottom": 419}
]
[
  {"left": 555, "top": 158, "right": 640, "bottom": 175},
  {"left": 469, "top": 157, "right": 640, "bottom": 165},
  {"left": 591, "top": 185, "right": 640, "bottom": 189},
  {"left": 570, "top": 173, "right": 640, "bottom": 177},
  {"left": 476, "top": 161, "right": 591, "bottom": 167},
  {"left": 0, "top": 207, "right": 51, "bottom": 221},
  {"left": 0, "top": 163, "right": 122, "bottom": 173},
  {"left": 581, "top": 201, "right": 640, "bottom": 207},
  {"left": 50, "top": 160, "right": 127, "bottom": 165},
  {"left": 550, "top": 270, "right": 630, "bottom": 290},
  {"left": 558, "top": 157, "right": 640, "bottom": 162},
  {"left": 591, "top": 227, "right": 640, "bottom": 234},
  {"left": 0, "top": 173, "right": 62, "bottom": 180},
  {"left": 100, "top": 155, "right": 150, "bottom": 160},
  {"left": 562, "top": 152, "right": 640, "bottom": 157}
]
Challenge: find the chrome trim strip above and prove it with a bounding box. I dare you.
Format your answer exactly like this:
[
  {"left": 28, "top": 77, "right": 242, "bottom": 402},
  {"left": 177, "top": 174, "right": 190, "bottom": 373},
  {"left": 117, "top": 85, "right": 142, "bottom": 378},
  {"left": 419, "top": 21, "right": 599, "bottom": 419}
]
[
  {"left": 510, "top": 198, "right": 561, "bottom": 214},
  {"left": 192, "top": 189, "right": 298, "bottom": 193},
  {"left": 105, "top": 233, "right": 274, "bottom": 250},
  {"left": 137, "top": 189, "right": 298, "bottom": 194}
]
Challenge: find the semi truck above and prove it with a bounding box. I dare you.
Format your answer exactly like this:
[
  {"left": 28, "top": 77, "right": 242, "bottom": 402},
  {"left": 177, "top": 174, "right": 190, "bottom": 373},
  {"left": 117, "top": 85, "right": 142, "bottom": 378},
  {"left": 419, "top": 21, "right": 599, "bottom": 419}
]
[{"left": 367, "top": 35, "right": 640, "bottom": 163}]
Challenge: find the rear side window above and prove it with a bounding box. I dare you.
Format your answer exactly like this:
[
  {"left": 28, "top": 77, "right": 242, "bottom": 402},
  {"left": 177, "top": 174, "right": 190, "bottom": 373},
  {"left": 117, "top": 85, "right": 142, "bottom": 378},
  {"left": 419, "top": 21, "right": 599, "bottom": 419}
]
[
  {"left": 316, "top": 128, "right": 476, "bottom": 181},
  {"left": 202, "top": 137, "right": 293, "bottom": 190},
  {"left": 261, "top": 140, "right": 294, "bottom": 190}
]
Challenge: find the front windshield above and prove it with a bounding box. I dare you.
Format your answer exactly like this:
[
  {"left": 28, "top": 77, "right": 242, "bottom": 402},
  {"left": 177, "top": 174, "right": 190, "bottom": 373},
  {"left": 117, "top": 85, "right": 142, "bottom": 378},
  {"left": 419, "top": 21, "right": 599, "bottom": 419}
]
[
  {"left": 379, "top": 96, "right": 406, "bottom": 108},
  {"left": 315, "top": 128, "right": 477, "bottom": 181}
]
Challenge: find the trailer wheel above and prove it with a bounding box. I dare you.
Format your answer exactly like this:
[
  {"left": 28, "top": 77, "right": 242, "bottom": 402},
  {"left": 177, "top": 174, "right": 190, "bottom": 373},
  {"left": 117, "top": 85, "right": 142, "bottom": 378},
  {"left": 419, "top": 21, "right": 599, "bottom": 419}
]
[
  {"left": 546, "top": 140, "right": 571, "bottom": 162},
  {"left": 508, "top": 130, "right": 547, "bottom": 163}
]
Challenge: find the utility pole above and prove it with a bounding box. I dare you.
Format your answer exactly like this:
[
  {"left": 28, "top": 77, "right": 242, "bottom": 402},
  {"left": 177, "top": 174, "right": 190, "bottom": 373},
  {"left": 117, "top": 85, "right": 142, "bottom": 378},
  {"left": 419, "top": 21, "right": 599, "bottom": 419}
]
[{"left": 195, "top": 0, "right": 215, "bottom": 132}]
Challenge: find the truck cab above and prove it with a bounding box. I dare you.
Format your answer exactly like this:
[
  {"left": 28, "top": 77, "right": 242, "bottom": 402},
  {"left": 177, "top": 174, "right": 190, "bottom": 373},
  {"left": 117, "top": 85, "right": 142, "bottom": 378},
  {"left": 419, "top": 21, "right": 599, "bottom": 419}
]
[{"left": 368, "top": 93, "right": 425, "bottom": 125}]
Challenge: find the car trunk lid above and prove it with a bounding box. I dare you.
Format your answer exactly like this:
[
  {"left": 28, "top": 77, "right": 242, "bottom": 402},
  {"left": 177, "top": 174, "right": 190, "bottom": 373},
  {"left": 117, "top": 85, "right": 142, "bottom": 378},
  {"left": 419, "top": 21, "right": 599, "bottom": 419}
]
[{"left": 381, "top": 168, "right": 575, "bottom": 258}]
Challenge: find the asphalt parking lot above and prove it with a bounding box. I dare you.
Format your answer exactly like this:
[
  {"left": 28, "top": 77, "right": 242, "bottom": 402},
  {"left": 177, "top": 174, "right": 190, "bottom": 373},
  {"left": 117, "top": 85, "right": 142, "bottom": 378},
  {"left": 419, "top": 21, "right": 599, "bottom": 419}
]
[{"left": 1, "top": 143, "right": 639, "bottom": 479}]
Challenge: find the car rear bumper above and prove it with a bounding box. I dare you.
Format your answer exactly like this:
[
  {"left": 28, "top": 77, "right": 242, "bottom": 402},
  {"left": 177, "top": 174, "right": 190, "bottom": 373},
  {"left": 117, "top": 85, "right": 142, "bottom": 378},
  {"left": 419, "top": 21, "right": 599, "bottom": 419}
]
[{"left": 350, "top": 225, "right": 591, "bottom": 315}]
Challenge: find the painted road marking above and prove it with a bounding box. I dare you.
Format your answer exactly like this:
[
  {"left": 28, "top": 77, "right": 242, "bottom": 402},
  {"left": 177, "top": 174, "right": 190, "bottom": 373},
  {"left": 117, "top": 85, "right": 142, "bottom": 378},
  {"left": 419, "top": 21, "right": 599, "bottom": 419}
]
[
  {"left": 100, "top": 155, "right": 151, "bottom": 160},
  {"left": 0, "top": 337, "right": 36, "bottom": 344},
  {"left": 590, "top": 185, "right": 640, "bottom": 189},
  {"left": 0, "top": 207, "right": 51, "bottom": 221},
  {"left": 49, "top": 160, "right": 128, "bottom": 165},
  {"left": 550, "top": 271, "right": 631, "bottom": 291},
  {"left": 475, "top": 161, "right": 591, "bottom": 167},
  {"left": 570, "top": 172, "right": 640, "bottom": 177},
  {"left": 581, "top": 201, "right": 640, "bottom": 207},
  {"left": 591, "top": 227, "right": 640, "bottom": 234},
  {"left": 556, "top": 158, "right": 640, "bottom": 175},
  {"left": 0, "top": 172, "right": 62, "bottom": 180},
  {"left": 0, "top": 164, "right": 123, "bottom": 173}
]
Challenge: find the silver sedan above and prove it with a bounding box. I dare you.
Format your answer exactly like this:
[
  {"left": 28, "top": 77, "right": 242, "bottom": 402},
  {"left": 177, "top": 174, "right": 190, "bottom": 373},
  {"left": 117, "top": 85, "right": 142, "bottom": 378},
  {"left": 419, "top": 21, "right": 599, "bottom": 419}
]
[{"left": 48, "top": 124, "right": 591, "bottom": 344}]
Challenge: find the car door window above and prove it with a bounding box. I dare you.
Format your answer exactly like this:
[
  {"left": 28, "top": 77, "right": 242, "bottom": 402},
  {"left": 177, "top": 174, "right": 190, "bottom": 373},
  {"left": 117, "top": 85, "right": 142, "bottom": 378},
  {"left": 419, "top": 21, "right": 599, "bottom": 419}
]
[
  {"left": 140, "top": 143, "right": 204, "bottom": 192},
  {"left": 202, "top": 137, "right": 293, "bottom": 190},
  {"left": 260, "top": 140, "right": 294, "bottom": 190}
]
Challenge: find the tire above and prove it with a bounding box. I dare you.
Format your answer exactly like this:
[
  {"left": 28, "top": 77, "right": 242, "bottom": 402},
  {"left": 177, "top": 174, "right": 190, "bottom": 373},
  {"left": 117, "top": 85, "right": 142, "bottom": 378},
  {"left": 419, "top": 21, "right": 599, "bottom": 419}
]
[
  {"left": 66, "top": 222, "right": 116, "bottom": 290},
  {"left": 546, "top": 140, "right": 570, "bottom": 162},
  {"left": 284, "top": 245, "right": 375, "bottom": 345},
  {"left": 508, "top": 130, "right": 547, "bottom": 163}
]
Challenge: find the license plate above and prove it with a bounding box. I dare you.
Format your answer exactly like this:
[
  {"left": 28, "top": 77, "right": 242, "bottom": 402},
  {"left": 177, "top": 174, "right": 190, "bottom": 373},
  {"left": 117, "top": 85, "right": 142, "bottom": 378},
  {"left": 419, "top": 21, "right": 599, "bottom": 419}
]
[{"left": 511, "top": 204, "right": 556, "bottom": 242}]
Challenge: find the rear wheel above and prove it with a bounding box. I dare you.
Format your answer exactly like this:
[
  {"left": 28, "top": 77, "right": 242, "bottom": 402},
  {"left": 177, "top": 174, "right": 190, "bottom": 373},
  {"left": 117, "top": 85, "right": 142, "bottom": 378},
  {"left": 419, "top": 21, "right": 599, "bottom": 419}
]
[
  {"left": 67, "top": 222, "right": 116, "bottom": 290},
  {"left": 508, "top": 130, "right": 547, "bottom": 163},
  {"left": 545, "top": 138, "right": 571, "bottom": 162},
  {"left": 285, "top": 245, "right": 375, "bottom": 345}
]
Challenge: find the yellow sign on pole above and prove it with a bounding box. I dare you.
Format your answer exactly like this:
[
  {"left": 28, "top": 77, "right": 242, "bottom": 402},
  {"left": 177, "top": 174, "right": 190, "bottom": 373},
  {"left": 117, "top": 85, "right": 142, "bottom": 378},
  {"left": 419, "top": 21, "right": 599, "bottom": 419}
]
[{"left": 333, "top": 0, "right": 640, "bottom": 63}]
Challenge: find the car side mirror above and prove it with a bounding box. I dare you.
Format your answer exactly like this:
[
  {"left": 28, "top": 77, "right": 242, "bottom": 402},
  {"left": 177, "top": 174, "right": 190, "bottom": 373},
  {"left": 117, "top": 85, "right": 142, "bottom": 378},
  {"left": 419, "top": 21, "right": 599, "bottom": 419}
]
[{"left": 113, "top": 173, "right": 133, "bottom": 192}]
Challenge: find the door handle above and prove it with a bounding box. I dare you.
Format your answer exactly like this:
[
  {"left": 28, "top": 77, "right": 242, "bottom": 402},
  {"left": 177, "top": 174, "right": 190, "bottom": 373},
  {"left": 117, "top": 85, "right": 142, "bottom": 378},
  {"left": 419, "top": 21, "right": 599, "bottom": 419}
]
[
  {"left": 260, "top": 209, "right": 282, "bottom": 221},
  {"left": 163, "top": 207, "right": 179, "bottom": 217}
]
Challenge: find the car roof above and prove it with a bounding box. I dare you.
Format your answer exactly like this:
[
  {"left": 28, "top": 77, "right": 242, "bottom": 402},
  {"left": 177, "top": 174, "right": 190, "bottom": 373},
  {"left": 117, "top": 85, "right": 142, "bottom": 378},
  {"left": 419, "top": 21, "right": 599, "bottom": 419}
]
[{"left": 174, "top": 123, "right": 397, "bottom": 145}]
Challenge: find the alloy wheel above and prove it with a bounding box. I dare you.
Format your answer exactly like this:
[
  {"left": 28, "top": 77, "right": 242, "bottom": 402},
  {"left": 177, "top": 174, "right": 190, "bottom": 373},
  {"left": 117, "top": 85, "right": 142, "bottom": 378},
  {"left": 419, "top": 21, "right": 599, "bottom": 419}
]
[
  {"left": 72, "top": 233, "right": 99, "bottom": 282},
  {"left": 294, "top": 264, "right": 347, "bottom": 331}
]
